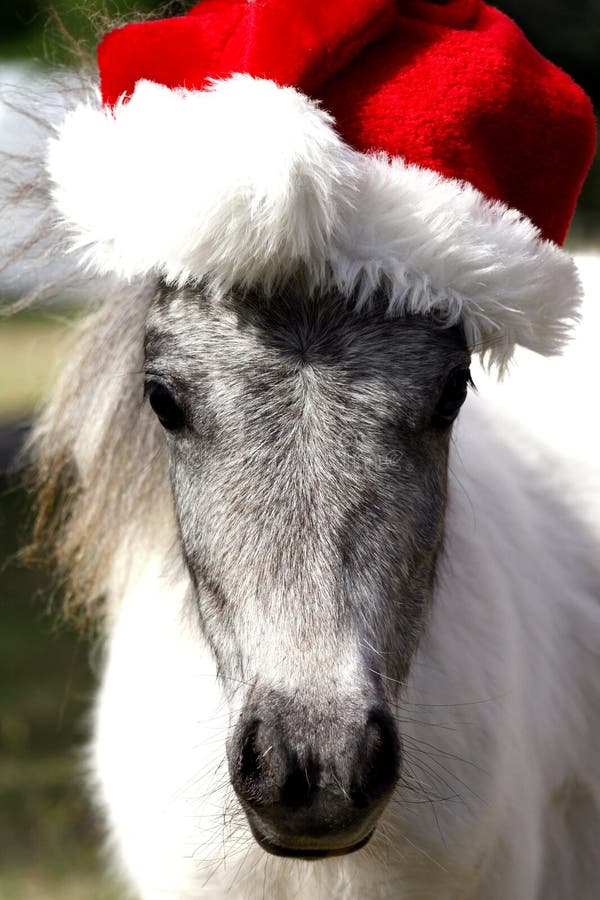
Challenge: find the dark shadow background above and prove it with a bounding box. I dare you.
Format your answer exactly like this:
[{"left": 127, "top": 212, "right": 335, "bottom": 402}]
[{"left": 0, "top": 2, "right": 598, "bottom": 897}]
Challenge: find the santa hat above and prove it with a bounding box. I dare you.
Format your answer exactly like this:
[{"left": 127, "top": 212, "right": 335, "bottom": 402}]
[{"left": 47, "top": 0, "right": 595, "bottom": 367}]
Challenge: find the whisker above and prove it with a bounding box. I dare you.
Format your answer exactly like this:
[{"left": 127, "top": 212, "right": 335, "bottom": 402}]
[
  {"left": 403, "top": 741, "right": 485, "bottom": 807},
  {"left": 398, "top": 692, "right": 507, "bottom": 709},
  {"left": 398, "top": 829, "right": 450, "bottom": 875}
]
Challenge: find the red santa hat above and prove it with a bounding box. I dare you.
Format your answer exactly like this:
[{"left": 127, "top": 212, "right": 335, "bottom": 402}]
[{"left": 46, "top": 0, "right": 596, "bottom": 368}]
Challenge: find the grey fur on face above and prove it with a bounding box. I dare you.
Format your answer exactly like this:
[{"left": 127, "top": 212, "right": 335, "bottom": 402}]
[{"left": 144, "top": 282, "right": 469, "bottom": 712}]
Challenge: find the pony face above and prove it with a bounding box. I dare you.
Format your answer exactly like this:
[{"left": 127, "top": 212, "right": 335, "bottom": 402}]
[{"left": 143, "top": 280, "right": 471, "bottom": 857}]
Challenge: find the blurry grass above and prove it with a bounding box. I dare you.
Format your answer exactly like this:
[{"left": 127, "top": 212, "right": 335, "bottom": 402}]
[
  {"left": 0, "top": 482, "right": 122, "bottom": 900},
  {"left": 0, "top": 305, "right": 126, "bottom": 897},
  {"left": 0, "top": 866, "right": 123, "bottom": 900},
  {"left": 0, "top": 482, "right": 127, "bottom": 898},
  {"left": 0, "top": 307, "right": 76, "bottom": 422}
]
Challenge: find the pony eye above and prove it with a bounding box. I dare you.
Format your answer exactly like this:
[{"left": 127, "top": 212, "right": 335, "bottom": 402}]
[
  {"left": 146, "top": 381, "right": 185, "bottom": 431},
  {"left": 434, "top": 367, "right": 473, "bottom": 426}
]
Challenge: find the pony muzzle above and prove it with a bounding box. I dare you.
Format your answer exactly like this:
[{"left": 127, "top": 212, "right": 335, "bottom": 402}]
[{"left": 228, "top": 701, "right": 400, "bottom": 858}]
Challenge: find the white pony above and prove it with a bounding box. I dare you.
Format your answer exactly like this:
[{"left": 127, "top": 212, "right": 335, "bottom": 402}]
[
  {"left": 2, "top": 22, "right": 598, "bottom": 899},
  {"left": 87, "top": 254, "right": 599, "bottom": 900}
]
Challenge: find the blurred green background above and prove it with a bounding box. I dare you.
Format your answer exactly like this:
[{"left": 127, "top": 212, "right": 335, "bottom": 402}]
[
  {"left": 0, "top": 2, "right": 598, "bottom": 898},
  {"left": 0, "top": 310, "right": 125, "bottom": 899}
]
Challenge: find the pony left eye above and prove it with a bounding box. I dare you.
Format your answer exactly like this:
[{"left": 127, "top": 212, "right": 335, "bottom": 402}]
[
  {"left": 146, "top": 381, "right": 186, "bottom": 431},
  {"left": 434, "top": 367, "right": 473, "bottom": 425}
]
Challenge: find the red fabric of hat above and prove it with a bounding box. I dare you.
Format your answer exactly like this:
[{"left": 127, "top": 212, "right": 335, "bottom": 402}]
[{"left": 98, "top": 0, "right": 595, "bottom": 246}]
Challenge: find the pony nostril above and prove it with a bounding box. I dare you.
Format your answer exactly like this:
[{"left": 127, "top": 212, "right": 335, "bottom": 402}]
[
  {"left": 236, "top": 721, "right": 282, "bottom": 807},
  {"left": 236, "top": 721, "right": 318, "bottom": 810},
  {"left": 352, "top": 710, "right": 400, "bottom": 808},
  {"left": 280, "top": 757, "right": 319, "bottom": 809},
  {"left": 239, "top": 722, "right": 261, "bottom": 783}
]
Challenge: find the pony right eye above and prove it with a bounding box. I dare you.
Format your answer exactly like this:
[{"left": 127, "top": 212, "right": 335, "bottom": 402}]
[
  {"left": 146, "top": 381, "right": 186, "bottom": 431},
  {"left": 433, "top": 366, "right": 473, "bottom": 426}
]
